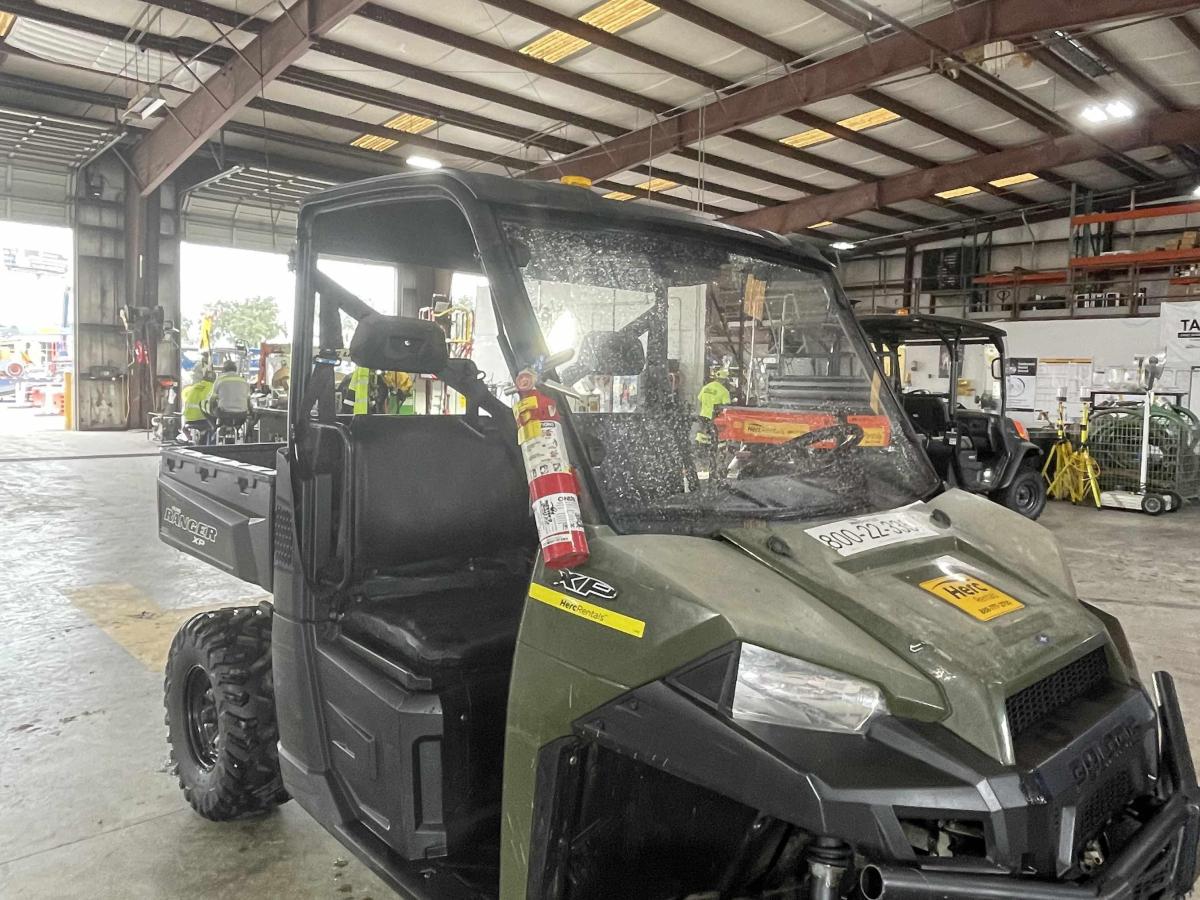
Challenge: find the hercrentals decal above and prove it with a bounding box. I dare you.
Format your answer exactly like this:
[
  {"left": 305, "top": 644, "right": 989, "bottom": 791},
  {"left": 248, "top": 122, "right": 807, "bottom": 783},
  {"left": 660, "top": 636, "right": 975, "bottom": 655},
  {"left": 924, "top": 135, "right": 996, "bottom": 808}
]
[{"left": 163, "top": 505, "right": 219, "bottom": 546}]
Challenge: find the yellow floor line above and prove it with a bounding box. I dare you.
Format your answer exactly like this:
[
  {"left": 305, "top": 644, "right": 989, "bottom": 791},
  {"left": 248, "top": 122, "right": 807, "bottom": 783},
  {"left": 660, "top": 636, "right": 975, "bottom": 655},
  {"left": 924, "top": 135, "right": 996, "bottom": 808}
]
[{"left": 65, "top": 583, "right": 247, "bottom": 671}]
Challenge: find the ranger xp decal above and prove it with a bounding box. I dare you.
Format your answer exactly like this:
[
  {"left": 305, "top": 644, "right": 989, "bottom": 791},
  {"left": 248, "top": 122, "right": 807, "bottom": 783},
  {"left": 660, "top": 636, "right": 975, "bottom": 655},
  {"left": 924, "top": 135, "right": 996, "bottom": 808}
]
[
  {"left": 552, "top": 570, "right": 619, "bottom": 602},
  {"left": 162, "top": 505, "right": 219, "bottom": 547}
]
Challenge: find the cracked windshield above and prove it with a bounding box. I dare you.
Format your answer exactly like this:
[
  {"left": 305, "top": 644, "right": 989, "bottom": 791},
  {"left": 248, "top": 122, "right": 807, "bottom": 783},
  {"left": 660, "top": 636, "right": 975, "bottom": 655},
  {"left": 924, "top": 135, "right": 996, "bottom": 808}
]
[{"left": 505, "top": 222, "right": 937, "bottom": 534}]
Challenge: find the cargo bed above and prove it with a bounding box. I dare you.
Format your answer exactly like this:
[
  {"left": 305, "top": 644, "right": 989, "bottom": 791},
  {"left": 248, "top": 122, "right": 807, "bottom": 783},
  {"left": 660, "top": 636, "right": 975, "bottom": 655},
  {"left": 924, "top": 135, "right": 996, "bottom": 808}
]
[{"left": 157, "top": 442, "right": 282, "bottom": 591}]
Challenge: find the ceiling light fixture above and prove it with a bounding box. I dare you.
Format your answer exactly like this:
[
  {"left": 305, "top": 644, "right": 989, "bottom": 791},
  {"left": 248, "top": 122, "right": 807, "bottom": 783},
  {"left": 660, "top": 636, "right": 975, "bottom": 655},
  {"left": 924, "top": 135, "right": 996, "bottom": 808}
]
[
  {"left": 0, "top": 12, "right": 16, "bottom": 37},
  {"left": 603, "top": 191, "right": 636, "bottom": 201},
  {"left": 781, "top": 107, "right": 899, "bottom": 150},
  {"left": 406, "top": 155, "right": 442, "bottom": 169},
  {"left": 520, "top": 0, "right": 657, "bottom": 64},
  {"left": 1104, "top": 100, "right": 1135, "bottom": 120},
  {"left": 829, "top": 241, "right": 855, "bottom": 251},
  {"left": 810, "top": 221, "right": 834, "bottom": 228},
  {"left": 989, "top": 173, "right": 1039, "bottom": 188},
  {"left": 1080, "top": 100, "right": 1135, "bottom": 124},
  {"left": 935, "top": 185, "right": 981, "bottom": 199},
  {"left": 123, "top": 86, "right": 166, "bottom": 122},
  {"left": 1193, "top": 185, "right": 1200, "bottom": 198},
  {"left": 633, "top": 177, "right": 678, "bottom": 192}
]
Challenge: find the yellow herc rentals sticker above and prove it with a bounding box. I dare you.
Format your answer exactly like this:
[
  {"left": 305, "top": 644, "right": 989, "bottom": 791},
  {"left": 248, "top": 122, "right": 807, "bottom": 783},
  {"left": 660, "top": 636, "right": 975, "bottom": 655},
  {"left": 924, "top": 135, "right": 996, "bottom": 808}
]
[
  {"left": 919, "top": 573, "right": 1025, "bottom": 622},
  {"left": 529, "top": 583, "right": 646, "bottom": 638}
]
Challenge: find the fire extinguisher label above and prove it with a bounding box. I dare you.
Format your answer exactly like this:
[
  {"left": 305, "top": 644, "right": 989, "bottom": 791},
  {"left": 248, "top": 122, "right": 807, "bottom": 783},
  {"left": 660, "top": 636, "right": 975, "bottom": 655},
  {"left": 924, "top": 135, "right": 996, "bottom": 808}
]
[
  {"left": 533, "top": 491, "right": 583, "bottom": 543},
  {"left": 522, "top": 422, "right": 571, "bottom": 479}
]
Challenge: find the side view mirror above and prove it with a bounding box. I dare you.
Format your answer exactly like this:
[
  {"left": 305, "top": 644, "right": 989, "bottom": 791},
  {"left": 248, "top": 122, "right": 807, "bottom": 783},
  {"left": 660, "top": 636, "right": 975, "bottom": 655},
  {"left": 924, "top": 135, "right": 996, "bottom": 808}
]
[
  {"left": 991, "top": 358, "right": 1003, "bottom": 379},
  {"left": 349, "top": 313, "right": 449, "bottom": 373},
  {"left": 559, "top": 331, "right": 646, "bottom": 386}
]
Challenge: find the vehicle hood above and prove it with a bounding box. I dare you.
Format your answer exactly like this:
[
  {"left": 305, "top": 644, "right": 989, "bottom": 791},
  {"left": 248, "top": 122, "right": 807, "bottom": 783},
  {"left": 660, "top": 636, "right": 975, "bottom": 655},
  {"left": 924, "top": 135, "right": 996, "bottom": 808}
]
[{"left": 719, "top": 489, "right": 1113, "bottom": 762}]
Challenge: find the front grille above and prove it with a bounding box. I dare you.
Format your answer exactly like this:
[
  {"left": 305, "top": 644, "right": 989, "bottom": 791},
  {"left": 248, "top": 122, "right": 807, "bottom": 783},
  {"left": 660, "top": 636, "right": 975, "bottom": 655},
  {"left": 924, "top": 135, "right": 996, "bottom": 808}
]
[
  {"left": 1006, "top": 648, "right": 1110, "bottom": 739},
  {"left": 1077, "top": 769, "right": 1133, "bottom": 843}
]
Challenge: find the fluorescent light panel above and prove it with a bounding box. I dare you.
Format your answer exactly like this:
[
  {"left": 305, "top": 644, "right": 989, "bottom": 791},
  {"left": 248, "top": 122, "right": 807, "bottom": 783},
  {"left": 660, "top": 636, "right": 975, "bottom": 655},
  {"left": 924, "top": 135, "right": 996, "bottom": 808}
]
[
  {"left": 521, "top": 0, "right": 658, "bottom": 64},
  {"left": 935, "top": 185, "right": 981, "bottom": 199},
  {"left": 0, "top": 12, "right": 15, "bottom": 37},
  {"left": 810, "top": 221, "right": 834, "bottom": 228},
  {"left": 633, "top": 177, "right": 678, "bottom": 192},
  {"left": 988, "top": 172, "right": 1038, "bottom": 188},
  {"left": 603, "top": 191, "right": 636, "bottom": 201},
  {"left": 349, "top": 112, "right": 436, "bottom": 152},
  {"left": 781, "top": 107, "right": 899, "bottom": 150}
]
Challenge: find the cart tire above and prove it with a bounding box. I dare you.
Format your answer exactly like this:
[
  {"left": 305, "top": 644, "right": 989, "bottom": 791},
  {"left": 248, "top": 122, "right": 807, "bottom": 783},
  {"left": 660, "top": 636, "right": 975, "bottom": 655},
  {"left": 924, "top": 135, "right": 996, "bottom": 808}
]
[
  {"left": 1165, "top": 491, "right": 1183, "bottom": 512},
  {"left": 164, "top": 604, "right": 288, "bottom": 821},
  {"left": 1140, "top": 494, "right": 1165, "bottom": 516},
  {"left": 1000, "top": 466, "right": 1046, "bottom": 519}
]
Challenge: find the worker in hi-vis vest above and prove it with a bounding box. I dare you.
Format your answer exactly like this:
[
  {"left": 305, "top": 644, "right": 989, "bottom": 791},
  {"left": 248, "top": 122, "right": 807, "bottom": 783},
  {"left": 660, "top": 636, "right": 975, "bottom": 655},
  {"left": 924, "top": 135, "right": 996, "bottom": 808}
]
[
  {"left": 348, "top": 366, "right": 373, "bottom": 415},
  {"left": 181, "top": 370, "right": 216, "bottom": 444},
  {"left": 696, "top": 367, "right": 731, "bottom": 444}
]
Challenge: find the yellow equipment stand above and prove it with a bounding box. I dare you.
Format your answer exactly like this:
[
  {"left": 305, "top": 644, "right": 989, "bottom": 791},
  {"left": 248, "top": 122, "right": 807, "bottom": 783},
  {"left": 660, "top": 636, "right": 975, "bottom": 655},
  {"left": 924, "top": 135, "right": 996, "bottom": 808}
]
[{"left": 1042, "top": 398, "right": 1100, "bottom": 507}]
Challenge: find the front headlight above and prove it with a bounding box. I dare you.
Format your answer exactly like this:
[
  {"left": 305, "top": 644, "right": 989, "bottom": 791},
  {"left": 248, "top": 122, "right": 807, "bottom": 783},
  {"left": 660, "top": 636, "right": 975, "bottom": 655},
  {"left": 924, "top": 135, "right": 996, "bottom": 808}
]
[{"left": 732, "top": 644, "right": 888, "bottom": 733}]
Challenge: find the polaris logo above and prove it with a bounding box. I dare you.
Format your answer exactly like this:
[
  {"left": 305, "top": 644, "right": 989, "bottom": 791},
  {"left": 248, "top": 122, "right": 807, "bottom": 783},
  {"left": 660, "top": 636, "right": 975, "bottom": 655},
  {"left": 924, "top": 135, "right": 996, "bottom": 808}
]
[
  {"left": 163, "top": 505, "right": 218, "bottom": 547},
  {"left": 1069, "top": 718, "right": 1139, "bottom": 786},
  {"left": 553, "top": 570, "right": 618, "bottom": 602}
]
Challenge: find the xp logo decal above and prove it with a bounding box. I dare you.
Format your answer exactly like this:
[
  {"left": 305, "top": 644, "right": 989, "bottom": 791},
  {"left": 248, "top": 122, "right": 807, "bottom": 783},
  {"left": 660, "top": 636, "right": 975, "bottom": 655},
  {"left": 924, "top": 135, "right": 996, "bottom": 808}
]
[
  {"left": 553, "top": 570, "right": 618, "bottom": 602},
  {"left": 163, "top": 505, "right": 219, "bottom": 547}
]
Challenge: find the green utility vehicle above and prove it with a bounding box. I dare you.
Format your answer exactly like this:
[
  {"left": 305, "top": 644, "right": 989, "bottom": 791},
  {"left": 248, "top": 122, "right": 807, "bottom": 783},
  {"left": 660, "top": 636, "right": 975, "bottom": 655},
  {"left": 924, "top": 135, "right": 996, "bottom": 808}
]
[
  {"left": 157, "top": 171, "right": 1198, "bottom": 900},
  {"left": 860, "top": 314, "right": 1046, "bottom": 519}
]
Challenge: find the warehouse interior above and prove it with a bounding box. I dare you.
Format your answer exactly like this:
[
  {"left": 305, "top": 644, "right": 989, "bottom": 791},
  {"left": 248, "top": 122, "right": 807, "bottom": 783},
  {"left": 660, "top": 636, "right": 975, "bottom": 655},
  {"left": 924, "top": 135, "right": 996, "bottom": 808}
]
[{"left": 2, "top": 1, "right": 1200, "bottom": 898}]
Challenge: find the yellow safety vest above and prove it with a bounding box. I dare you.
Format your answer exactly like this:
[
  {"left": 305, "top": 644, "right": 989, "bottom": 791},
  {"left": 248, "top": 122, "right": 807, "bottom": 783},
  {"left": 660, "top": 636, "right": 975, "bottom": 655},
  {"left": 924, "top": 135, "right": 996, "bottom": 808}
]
[
  {"left": 696, "top": 379, "right": 730, "bottom": 444},
  {"left": 182, "top": 381, "right": 214, "bottom": 423},
  {"left": 350, "top": 366, "right": 372, "bottom": 415},
  {"left": 698, "top": 380, "right": 730, "bottom": 420}
]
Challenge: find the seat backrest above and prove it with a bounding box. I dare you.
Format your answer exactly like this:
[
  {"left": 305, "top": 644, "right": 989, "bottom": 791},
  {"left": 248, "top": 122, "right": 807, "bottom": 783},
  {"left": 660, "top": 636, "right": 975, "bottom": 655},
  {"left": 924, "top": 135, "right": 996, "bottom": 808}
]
[
  {"left": 955, "top": 411, "right": 1000, "bottom": 455},
  {"left": 902, "top": 393, "right": 950, "bottom": 436},
  {"left": 350, "top": 415, "right": 533, "bottom": 576}
]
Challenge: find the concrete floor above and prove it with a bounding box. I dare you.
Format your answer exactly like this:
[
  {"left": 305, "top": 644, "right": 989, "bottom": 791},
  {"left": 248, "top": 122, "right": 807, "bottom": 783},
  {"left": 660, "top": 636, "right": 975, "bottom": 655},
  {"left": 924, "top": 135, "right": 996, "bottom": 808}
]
[{"left": 0, "top": 431, "right": 1197, "bottom": 899}]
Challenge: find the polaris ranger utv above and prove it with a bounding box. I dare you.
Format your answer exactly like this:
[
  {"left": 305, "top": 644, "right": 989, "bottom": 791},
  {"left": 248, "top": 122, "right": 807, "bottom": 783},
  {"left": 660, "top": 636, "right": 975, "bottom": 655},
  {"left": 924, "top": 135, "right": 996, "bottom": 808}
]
[
  {"left": 157, "top": 170, "right": 1198, "bottom": 900},
  {"left": 859, "top": 314, "right": 1047, "bottom": 520}
]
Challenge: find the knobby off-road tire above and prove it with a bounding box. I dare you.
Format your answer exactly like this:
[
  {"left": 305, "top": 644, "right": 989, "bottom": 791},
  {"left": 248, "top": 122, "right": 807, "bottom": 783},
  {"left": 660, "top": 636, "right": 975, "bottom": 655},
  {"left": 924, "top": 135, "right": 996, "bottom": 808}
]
[{"left": 164, "top": 604, "right": 288, "bottom": 820}]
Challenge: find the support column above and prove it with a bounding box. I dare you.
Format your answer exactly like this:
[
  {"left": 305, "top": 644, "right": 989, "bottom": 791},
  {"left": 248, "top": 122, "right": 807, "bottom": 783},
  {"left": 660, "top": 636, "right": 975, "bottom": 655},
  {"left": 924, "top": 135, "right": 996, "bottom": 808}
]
[
  {"left": 901, "top": 244, "right": 916, "bottom": 310},
  {"left": 72, "top": 151, "right": 180, "bottom": 431}
]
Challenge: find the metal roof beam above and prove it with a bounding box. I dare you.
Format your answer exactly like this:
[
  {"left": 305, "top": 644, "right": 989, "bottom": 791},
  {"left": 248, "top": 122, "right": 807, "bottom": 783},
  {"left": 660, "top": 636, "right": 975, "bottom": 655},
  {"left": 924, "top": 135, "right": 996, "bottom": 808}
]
[
  {"left": 816, "top": 0, "right": 1157, "bottom": 184},
  {"left": 523, "top": 0, "right": 1188, "bottom": 182},
  {"left": 850, "top": 175, "right": 1197, "bottom": 254},
  {"left": 147, "top": 0, "right": 941, "bottom": 227},
  {"left": 1067, "top": 33, "right": 1200, "bottom": 170},
  {"left": 131, "top": 0, "right": 370, "bottom": 195},
  {"left": 727, "top": 107, "right": 1200, "bottom": 234},
  {"left": 649, "top": 0, "right": 800, "bottom": 66}
]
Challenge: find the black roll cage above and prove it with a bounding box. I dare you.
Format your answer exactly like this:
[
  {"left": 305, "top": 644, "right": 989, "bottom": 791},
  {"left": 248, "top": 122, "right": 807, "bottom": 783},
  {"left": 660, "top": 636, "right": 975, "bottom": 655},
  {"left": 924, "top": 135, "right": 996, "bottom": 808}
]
[
  {"left": 286, "top": 171, "right": 939, "bottom": 535},
  {"left": 860, "top": 314, "right": 1009, "bottom": 414}
]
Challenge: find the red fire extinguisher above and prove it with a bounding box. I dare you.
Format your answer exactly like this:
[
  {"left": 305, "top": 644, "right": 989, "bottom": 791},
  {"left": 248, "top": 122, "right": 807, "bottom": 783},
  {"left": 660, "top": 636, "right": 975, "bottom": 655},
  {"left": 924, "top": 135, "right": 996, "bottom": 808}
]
[{"left": 514, "top": 368, "right": 589, "bottom": 570}]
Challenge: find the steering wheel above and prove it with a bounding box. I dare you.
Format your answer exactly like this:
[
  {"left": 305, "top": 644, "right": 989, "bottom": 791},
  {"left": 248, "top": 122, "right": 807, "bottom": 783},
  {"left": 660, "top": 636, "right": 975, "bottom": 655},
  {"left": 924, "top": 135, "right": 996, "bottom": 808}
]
[{"left": 739, "top": 422, "right": 865, "bottom": 478}]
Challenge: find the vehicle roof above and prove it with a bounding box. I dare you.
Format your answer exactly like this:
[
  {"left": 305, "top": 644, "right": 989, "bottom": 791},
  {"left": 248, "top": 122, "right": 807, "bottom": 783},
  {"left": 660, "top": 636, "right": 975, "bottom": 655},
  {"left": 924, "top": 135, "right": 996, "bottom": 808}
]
[
  {"left": 858, "top": 313, "right": 1007, "bottom": 345},
  {"left": 299, "top": 169, "right": 833, "bottom": 271}
]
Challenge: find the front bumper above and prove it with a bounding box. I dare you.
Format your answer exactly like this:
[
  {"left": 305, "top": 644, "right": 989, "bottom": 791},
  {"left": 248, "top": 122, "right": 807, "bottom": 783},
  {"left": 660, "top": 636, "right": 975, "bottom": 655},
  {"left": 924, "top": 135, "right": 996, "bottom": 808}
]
[
  {"left": 576, "top": 663, "right": 1198, "bottom": 899},
  {"left": 861, "top": 673, "right": 1199, "bottom": 899}
]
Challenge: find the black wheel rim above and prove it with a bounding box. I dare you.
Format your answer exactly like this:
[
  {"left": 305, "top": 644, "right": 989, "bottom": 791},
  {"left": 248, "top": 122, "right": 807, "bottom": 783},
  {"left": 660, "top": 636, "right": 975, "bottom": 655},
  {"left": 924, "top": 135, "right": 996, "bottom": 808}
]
[
  {"left": 184, "top": 666, "right": 220, "bottom": 769},
  {"left": 1013, "top": 481, "right": 1038, "bottom": 513}
]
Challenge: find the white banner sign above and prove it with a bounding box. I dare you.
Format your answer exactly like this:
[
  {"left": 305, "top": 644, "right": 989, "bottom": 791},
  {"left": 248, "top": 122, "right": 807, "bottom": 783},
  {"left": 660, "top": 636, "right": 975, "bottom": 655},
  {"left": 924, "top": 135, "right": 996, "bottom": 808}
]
[{"left": 1161, "top": 300, "right": 1200, "bottom": 366}]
